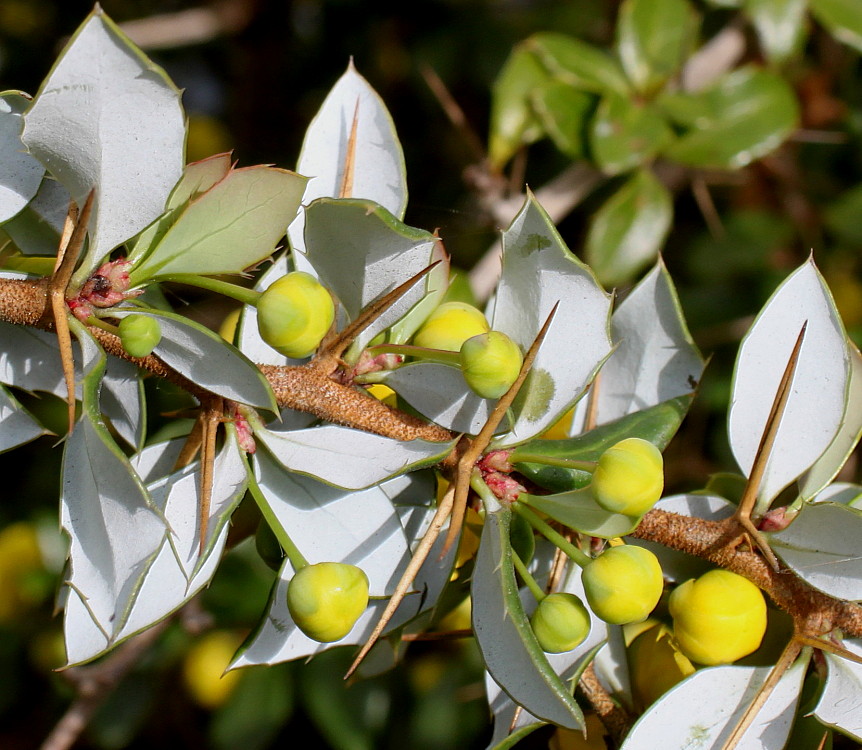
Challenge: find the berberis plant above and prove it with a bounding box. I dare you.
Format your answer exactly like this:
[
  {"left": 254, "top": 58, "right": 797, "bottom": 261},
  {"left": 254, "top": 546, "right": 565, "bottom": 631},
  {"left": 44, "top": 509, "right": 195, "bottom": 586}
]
[{"left": 4, "top": 4, "right": 862, "bottom": 750}]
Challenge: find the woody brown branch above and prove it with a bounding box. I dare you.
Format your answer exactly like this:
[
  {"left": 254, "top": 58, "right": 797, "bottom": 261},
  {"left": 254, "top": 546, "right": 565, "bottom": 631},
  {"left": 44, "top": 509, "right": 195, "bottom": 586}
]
[
  {"left": 0, "top": 276, "right": 455, "bottom": 443},
  {"left": 632, "top": 509, "right": 862, "bottom": 639}
]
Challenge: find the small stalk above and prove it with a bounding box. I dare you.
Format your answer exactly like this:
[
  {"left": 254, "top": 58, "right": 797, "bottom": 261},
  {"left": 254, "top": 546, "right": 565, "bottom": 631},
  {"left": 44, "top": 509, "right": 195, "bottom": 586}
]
[
  {"left": 511, "top": 548, "right": 546, "bottom": 603},
  {"left": 84, "top": 316, "right": 120, "bottom": 335},
  {"left": 507, "top": 450, "right": 597, "bottom": 473},
  {"left": 156, "top": 274, "right": 262, "bottom": 307},
  {"left": 246, "top": 470, "right": 308, "bottom": 571},
  {"left": 514, "top": 502, "right": 591, "bottom": 568},
  {"left": 367, "top": 343, "right": 462, "bottom": 367}
]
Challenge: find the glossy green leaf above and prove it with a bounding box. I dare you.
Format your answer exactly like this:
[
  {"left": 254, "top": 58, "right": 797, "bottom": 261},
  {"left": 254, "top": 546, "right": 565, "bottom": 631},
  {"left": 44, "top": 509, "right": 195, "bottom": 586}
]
[
  {"left": 585, "top": 169, "right": 673, "bottom": 287},
  {"left": 615, "top": 0, "right": 697, "bottom": 95},
  {"left": 768, "top": 502, "right": 862, "bottom": 600},
  {"left": 489, "top": 44, "right": 550, "bottom": 168},
  {"left": 810, "top": 0, "right": 862, "bottom": 53},
  {"left": 111, "top": 308, "right": 277, "bottom": 411},
  {"left": 472, "top": 503, "right": 584, "bottom": 730},
  {"left": 526, "top": 32, "right": 630, "bottom": 95},
  {"left": 513, "top": 395, "right": 691, "bottom": 493},
  {"left": 746, "top": 0, "right": 808, "bottom": 63},
  {"left": 0, "top": 92, "right": 43, "bottom": 223},
  {"left": 531, "top": 81, "right": 594, "bottom": 160},
  {"left": 21, "top": 8, "right": 185, "bottom": 282},
  {"left": 589, "top": 95, "right": 673, "bottom": 175},
  {"left": 128, "top": 166, "right": 306, "bottom": 284},
  {"left": 728, "top": 259, "right": 849, "bottom": 509},
  {"left": 521, "top": 489, "right": 642, "bottom": 539},
  {"left": 663, "top": 66, "right": 799, "bottom": 169}
]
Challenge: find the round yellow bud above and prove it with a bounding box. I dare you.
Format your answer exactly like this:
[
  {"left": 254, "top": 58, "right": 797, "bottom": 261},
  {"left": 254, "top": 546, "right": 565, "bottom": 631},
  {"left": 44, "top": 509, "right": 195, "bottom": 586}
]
[
  {"left": 118, "top": 314, "right": 162, "bottom": 358},
  {"left": 413, "top": 301, "right": 490, "bottom": 351},
  {"left": 256, "top": 271, "right": 335, "bottom": 358},
  {"left": 530, "top": 592, "right": 591, "bottom": 653},
  {"left": 591, "top": 438, "right": 664, "bottom": 516},
  {"left": 286, "top": 562, "right": 369, "bottom": 643},
  {"left": 182, "top": 630, "right": 244, "bottom": 709},
  {"left": 627, "top": 622, "right": 695, "bottom": 709},
  {"left": 669, "top": 569, "right": 767, "bottom": 666},
  {"left": 582, "top": 545, "right": 663, "bottom": 625},
  {"left": 460, "top": 331, "right": 523, "bottom": 399}
]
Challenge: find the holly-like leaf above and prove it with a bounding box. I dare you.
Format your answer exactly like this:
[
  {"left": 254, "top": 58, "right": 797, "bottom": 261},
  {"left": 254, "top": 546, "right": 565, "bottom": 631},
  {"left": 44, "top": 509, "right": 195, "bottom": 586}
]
[
  {"left": 472, "top": 503, "right": 584, "bottom": 731},
  {"left": 0, "top": 323, "right": 79, "bottom": 397},
  {"left": 662, "top": 67, "right": 799, "bottom": 170},
  {"left": 382, "top": 362, "right": 498, "bottom": 435},
  {"left": 514, "top": 395, "right": 692, "bottom": 493},
  {"left": 61, "top": 323, "right": 166, "bottom": 665},
  {"left": 809, "top": 0, "right": 862, "bottom": 54},
  {"left": 492, "top": 193, "right": 613, "bottom": 447},
  {"left": 254, "top": 423, "right": 456, "bottom": 490},
  {"left": 816, "top": 638, "right": 862, "bottom": 741},
  {"left": 1, "top": 175, "right": 68, "bottom": 256},
  {"left": 585, "top": 169, "right": 673, "bottom": 288},
  {"left": 768, "top": 502, "right": 862, "bottom": 600},
  {"left": 111, "top": 308, "right": 277, "bottom": 412},
  {"left": 0, "top": 92, "right": 44, "bottom": 223},
  {"left": 101, "top": 356, "right": 145, "bottom": 450},
  {"left": 728, "top": 259, "right": 849, "bottom": 510},
  {"left": 234, "top": 458, "right": 451, "bottom": 667},
  {"left": 799, "top": 343, "right": 862, "bottom": 500},
  {"left": 287, "top": 61, "right": 408, "bottom": 259},
  {"left": 589, "top": 95, "right": 673, "bottom": 176},
  {"left": 615, "top": 0, "right": 698, "bottom": 95},
  {"left": 596, "top": 261, "right": 703, "bottom": 425},
  {"left": 746, "top": 0, "right": 808, "bottom": 63},
  {"left": 128, "top": 166, "right": 306, "bottom": 285},
  {"left": 620, "top": 656, "right": 808, "bottom": 749},
  {"left": 303, "top": 198, "right": 439, "bottom": 354},
  {"left": 526, "top": 32, "right": 631, "bottom": 95},
  {"left": 0, "top": 383, "right": 48, "bottom": 452},
  {"left": 21, "top": 8, "right": 185, "bottom": 281}
]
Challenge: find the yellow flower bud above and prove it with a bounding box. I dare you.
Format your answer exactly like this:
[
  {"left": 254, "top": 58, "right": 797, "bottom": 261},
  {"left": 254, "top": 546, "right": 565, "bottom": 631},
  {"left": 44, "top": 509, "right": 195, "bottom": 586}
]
[
  {"left": 118, "top": 314, "right": 162, "bottom": 358},
  {"left": 582, "top": 545, "right": 663, "bottom": 625},
  {"left": 591, "top": 438, "right": 664, "bottom": 516},
  {"left": 530, "top": 592, "right": 591, "bottom": 653},
  {"left": 627, "top": 622, "right": 695, "bottom": 709},
  {"left": 286, "top": 562, "right": 369, "bottom": 643},
  {"left": 182, "top": 630, "right": 244, "bottom": 709},
  {"left": 413, "top": 301, "right": 490, "bottom": 351},
  {"left": 460, "top": 331, "right": 523, "bottom": 399},
  {"left": 256, "top": 271, "right": 335, "bottom": 358},
  {"left": 669, "top": 569, "right": 767, "bottom": 666}
]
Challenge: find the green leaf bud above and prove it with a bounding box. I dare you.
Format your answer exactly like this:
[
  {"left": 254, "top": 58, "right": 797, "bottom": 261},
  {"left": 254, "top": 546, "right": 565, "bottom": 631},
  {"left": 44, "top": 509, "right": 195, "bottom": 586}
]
[
  {"left": 668, "top": 569, "right": 767, "bottom": 666},
  {"left": 582, "top": 545, "right": 663, "bottom": 625},
  {"left": 459, "top": 330, "right": 523, "bottom": 399},
  {"left": 530, "top": 592, "right": 591, "bottom": 653},
  {"left": 256, "top": 271, "right": 335, "bottom": 359},
  {"left": 591, "top": 438, "right": 664, "bottom": 516},
  {"left": 286, "top": 562, "right": 369, "bottom": 643},
  {"left": 412, "top": 301, "right": 490, "bottom": 351},
  {"left": 118, "top": 314, "right": 162, "bottom": 358}
]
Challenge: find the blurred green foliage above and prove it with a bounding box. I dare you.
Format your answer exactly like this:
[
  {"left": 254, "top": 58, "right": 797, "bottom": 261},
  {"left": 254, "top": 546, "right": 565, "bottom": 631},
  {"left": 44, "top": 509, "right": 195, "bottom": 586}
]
[{"left": 3, "top": 0, "right": 862, "bottom": 748}]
